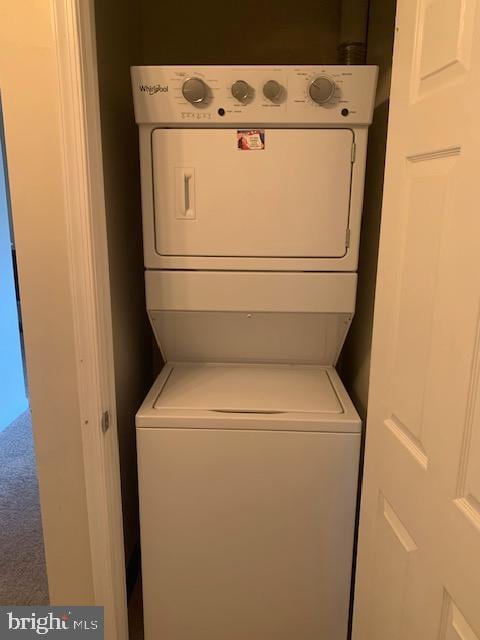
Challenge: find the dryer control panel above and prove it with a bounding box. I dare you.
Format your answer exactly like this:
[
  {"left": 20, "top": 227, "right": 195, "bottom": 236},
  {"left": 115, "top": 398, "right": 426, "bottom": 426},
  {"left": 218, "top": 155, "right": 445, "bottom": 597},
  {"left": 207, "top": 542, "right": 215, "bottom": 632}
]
[{"left": 131, "top": 65, "right": 378, "bottom": 126}]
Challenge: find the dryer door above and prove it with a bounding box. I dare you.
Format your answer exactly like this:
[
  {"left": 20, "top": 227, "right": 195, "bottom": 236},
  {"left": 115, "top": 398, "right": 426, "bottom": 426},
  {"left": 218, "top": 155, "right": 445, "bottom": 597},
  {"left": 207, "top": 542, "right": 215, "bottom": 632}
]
[{"left": 152, "top": 128, "right": 353, "bottom": 258}]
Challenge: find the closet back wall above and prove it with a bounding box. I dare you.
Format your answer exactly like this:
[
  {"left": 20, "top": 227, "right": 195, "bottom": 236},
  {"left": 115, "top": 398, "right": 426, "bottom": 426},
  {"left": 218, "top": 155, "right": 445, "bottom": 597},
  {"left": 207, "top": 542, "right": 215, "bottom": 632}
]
[
  {"left": 94, "top": 0, "right": 344, "bottom": 578},
  {"left": 138, "top": 0, "right": 342, "bottom": 64}
]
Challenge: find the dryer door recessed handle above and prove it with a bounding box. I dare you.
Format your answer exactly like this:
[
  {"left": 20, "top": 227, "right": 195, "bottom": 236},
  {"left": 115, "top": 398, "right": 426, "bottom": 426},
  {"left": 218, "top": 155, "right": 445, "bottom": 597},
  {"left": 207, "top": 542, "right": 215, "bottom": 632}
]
[{"left": 175, "top": 168, "right": 195, "bottom": 219}]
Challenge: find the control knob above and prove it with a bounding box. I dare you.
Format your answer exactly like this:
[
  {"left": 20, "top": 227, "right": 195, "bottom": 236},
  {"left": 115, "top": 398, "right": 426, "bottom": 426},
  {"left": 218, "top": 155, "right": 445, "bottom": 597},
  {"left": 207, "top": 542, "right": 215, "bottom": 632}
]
[
  {"left": 309, "top": 76, "right": 336, "bottom": 104},
  {"left": 263, "top": 79, "right": 284, "bottom": 103},
  {"left": 231, "top": 80, "right": 252, "bottom": 104},
  {"left": 182, "top": 77, "right": 209, "bottom": 105}
]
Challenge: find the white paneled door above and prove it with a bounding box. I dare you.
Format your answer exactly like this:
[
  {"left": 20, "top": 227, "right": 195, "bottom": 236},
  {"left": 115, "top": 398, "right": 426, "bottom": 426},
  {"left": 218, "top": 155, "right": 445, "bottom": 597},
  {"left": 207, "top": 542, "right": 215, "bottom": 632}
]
[{"left": 353, "top": 1, "right": 480, "bottom": 638}]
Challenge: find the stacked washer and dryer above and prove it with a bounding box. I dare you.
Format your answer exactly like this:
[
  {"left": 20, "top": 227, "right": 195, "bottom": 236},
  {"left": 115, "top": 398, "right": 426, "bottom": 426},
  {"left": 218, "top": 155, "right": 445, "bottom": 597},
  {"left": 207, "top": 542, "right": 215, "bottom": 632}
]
[{"left": 132, "top": 65, "right": 377, "bottom": 640}]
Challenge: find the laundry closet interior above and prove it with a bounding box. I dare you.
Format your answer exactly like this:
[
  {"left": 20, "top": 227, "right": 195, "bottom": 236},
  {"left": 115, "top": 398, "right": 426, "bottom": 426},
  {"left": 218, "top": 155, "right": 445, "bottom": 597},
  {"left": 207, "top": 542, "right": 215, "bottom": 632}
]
[{"left": 92, "top": 0, "right": 396, "bottom": 637}]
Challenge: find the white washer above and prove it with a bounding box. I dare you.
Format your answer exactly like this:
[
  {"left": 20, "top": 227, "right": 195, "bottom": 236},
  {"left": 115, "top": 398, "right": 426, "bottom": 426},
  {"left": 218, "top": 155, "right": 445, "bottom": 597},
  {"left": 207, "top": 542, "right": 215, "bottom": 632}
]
[
  {"left": 137, "top": 363, "right": 360, "bottom": 640},
  {"left": 132, "top": 65, "right": 378, "bottom": 640}
]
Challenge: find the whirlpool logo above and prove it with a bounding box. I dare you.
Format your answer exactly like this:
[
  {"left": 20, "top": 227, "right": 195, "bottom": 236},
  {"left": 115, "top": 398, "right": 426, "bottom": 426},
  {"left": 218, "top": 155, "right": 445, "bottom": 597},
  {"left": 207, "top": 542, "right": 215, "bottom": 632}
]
[
  {"left": 139, "top": 84, "right": 168, "bottom": 95},
  {"left": 0, "top": 607, "right": 104, "bottom": 637}
]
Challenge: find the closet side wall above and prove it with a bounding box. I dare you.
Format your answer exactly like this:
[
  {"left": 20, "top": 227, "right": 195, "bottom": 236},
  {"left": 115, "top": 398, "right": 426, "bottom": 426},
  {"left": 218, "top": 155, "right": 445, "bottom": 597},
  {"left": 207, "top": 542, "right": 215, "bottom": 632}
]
[
  {"left": 94, "top": 0, "right": 152, "bottom": 567},
  {"left": 338, "top": 0, "right": 397, "bottom": 419}
]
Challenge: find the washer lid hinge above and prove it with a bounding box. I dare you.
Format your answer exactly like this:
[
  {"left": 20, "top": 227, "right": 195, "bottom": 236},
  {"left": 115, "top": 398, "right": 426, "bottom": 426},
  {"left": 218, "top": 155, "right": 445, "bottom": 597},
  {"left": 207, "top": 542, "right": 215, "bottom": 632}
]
[
  {"left": 351, "top": 141, "right": 356, "bottom": 163},
  {"left": 345, "top": 228, "right": 351, "bottom": 248}
]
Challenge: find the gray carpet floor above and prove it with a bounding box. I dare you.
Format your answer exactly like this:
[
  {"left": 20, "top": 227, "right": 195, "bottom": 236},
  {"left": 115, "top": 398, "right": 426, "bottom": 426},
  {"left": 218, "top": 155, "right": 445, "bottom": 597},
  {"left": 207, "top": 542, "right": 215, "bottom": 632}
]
[{"left": 0, "top": 410, "right": 49, "bottom": 604}]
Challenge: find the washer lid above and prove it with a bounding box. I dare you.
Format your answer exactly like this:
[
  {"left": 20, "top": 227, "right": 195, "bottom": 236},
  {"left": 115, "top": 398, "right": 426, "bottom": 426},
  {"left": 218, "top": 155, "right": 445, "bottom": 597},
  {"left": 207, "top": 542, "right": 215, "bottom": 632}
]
[{"left": 153, "top": 363, "right": 343, "bottom": 414}]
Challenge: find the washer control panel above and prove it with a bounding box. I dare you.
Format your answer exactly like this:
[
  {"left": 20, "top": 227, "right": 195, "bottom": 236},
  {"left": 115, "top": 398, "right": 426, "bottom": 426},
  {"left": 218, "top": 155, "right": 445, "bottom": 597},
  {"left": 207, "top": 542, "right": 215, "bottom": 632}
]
[{"left": 132, "top": 65, "right": 378, "bottom": 126}]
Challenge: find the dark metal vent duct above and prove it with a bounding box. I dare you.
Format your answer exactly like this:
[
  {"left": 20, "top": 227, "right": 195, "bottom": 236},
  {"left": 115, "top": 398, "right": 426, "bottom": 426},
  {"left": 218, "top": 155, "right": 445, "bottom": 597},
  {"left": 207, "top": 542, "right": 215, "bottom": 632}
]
[
  {"left": 338, "top": 42, "right": 367, "bottom": 65},
  {"left": 338, "top": 0, "right": 369, "bottom": 65}
]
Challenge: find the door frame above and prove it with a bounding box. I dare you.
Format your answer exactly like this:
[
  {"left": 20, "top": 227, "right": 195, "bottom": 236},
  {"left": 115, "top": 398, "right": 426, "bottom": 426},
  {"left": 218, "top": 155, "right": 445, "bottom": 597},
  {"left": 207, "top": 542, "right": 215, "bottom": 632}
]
[{"left": 51, "top": 1, "right": 128, "bottom": 637}]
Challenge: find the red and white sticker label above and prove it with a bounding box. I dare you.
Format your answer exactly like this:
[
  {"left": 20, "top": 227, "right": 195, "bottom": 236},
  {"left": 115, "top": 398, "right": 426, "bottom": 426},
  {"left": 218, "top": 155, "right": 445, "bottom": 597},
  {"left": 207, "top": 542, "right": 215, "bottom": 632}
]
[{"left": 237, "top": 129, "right": 265, "bottom": 150}]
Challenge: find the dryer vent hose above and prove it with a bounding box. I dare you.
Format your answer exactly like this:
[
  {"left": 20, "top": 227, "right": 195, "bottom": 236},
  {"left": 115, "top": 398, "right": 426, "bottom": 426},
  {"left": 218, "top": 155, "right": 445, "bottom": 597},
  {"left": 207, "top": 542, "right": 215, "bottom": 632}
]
[
  {"left": 338, "top": 0, "right": 369, "bottom": 64},
  {"left": 338, "top": 42, "right": 367, "bottom": 65}
]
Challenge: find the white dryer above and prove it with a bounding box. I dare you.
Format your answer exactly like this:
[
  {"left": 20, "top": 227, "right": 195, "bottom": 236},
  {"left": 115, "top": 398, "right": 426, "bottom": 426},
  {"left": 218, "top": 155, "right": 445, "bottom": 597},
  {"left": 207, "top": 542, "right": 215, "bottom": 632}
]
[{"left": 132, "top": 65, "right": 378, "bottom": 640}]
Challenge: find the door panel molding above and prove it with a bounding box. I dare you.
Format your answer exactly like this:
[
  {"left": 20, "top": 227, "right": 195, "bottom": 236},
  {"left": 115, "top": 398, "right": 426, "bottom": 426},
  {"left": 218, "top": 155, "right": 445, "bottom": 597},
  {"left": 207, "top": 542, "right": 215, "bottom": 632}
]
[
  {"left": 411, "top": 0, "right": 477, "bottom": 100},
  {"left": 381, "top": 493, "right": 418, "bottom": 552},
  {"left": 439, "top": 590, "right": 479, "bottom": 640},
  {"left": 385, "top": 416, "right": 429, "bottom": 469}
]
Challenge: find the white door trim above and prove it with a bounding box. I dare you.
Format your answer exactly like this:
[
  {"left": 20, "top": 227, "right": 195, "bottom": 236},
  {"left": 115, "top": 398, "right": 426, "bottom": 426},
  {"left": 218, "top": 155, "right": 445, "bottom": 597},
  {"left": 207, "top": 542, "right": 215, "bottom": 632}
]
[{"left": 50, "top": 1, "right": 128, "bottom": 637}]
